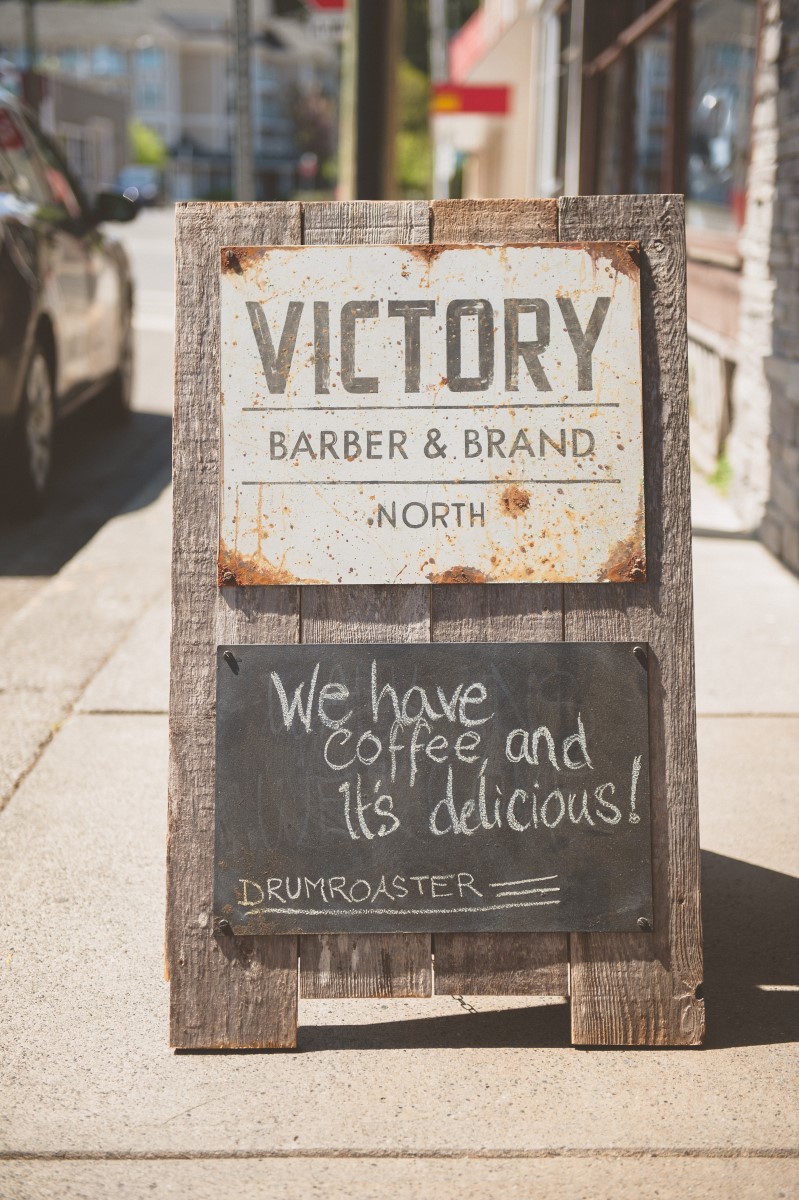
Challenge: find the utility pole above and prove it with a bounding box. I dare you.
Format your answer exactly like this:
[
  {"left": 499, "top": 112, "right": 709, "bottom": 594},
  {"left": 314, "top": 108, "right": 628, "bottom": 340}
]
[
  {"left": 233, "top": 0, "right": 255, "bottom": 200},
  {"left": 429, "top": 0, "right": 450, "bottom": 199},
  {"left": 354, "top": 0, "right": 402, "bottom": 199},
  {"left": 22, "top": 0, "right": 39, "bottom": 116},
  {"left": 336, "top": 0, "right": 357, "bottom": 199},
  {"left": 563, "top": 0, "right": 584, "bottom": 196},
  {"left": 429, "top": 0, "right": 447, "bottom": 81}
]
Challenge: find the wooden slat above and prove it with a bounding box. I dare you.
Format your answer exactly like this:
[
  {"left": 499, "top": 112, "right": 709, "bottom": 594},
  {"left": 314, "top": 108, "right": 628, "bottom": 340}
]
[
  {"left": 431, "top": 198, "right": 558, "bottom": 244},
  {"left": 429, "top": 198, "right": 569, "bottom": 998},
  {"left": 559, "top": 194, "right": 704, "bottom": 1046},
  {"left": 298, "top": 200, "right": 433, "bottom": 999},
  {"left": 300, "top": 930, "right": 432, "bottom": 999},
  {"left": 168, "top": 202, "right": 302, "bottom": 1049}
]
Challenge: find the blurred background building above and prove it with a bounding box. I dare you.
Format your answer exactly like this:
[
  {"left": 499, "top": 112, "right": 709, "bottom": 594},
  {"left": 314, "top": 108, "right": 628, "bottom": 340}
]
[{"left": 0, "top": 0, "right": 338, "bottom": 200}]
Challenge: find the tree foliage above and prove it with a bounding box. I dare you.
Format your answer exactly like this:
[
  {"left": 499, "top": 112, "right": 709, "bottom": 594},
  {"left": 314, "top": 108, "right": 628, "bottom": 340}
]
[
  {"left": 129, "top": 120, "right": 167, "bottom": 167},
  {"left": 396, "top": 57, "right": 431, "bottom": 197},
  {"left": 398, "top": 1, "right": 480, "bottom": 195}
]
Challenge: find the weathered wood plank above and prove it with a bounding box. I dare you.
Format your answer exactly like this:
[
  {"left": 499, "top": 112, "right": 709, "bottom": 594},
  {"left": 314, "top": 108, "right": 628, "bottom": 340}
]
[
  {"left": 432, "top": 198, "right": 558, "bottom": 244},
  {"left": 429, "top": 198, "right": 569, "bottom": 998},
  {"left": 168, "top": 202, "right": 302, "bottom": 1049},
  {"left": 298, "top": 200, "right": 433, "bottom": 999},
  {"left": 559, "top": 194, "right": 704, "bottom": 1046},
  {"left": 300, "top": 932, "right": 432, "bottom": 999}
]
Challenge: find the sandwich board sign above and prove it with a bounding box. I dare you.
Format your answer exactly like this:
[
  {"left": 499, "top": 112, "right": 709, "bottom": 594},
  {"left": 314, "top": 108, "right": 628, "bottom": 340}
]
[{"left": 168, "top": 196, "right": 703, "bottom": 1052}]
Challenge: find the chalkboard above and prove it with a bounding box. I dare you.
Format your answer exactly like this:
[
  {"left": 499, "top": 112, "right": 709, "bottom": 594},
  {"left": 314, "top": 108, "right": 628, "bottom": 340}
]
[{"left": 214, "top": 642, "right": 652, "bottom": 935}]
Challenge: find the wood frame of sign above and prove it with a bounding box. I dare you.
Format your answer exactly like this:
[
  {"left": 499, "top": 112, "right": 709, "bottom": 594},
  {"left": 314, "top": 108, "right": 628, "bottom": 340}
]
[{"left": 167, "top": 196, "right": 704, "bottom": 1049}]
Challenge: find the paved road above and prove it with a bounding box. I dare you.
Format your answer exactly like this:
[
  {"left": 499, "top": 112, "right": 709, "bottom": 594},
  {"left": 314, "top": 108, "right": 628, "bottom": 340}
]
[{"left": 0, "top": 209, "right": 175, "bottom": 628}]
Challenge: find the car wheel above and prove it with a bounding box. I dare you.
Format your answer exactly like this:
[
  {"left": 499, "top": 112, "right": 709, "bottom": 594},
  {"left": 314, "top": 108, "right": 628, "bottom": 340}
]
[
  {"left": 100, "top": 302, "right": 134, "bottom": 424},
  {"left": 9, "top": 345, "right": 55, "bottom": 514}
]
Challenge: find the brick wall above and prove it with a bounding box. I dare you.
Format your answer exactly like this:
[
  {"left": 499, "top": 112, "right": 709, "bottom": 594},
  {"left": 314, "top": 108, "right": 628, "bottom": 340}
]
[{"left": 730, "top": 0, "right": 799, "bottom": 571}]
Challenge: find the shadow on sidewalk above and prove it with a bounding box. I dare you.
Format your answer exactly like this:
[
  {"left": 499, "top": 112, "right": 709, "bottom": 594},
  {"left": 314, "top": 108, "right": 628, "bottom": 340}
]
[
  {"left": 299, "top": 999, "right": 570, "bottom": 1053},
  {"left": 296, "top": 850, "right": 797, "bottom": 1052},
  {"left": 0, "top": 407, "right": 172, "bottom": 577},
  {"left": 702, "top": 849, "right": 798, "bottom": 1050}
]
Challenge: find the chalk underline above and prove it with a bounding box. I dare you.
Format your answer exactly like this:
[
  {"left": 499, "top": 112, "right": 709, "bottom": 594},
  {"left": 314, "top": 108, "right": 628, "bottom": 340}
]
[
  {"left": 243, "top": 403, "right": 621, "bottom": 411},
  {"left": 240, "top": 479, "right": 621, "bottom": 486},
  {"left": 241, "top": 899, "right": 561, "bottom": 917},
  {"left": 496, "top": 887, "right": 561, "bottom": 897},
  {"left": 490, "top": 875, "right": 558, "bottom": 886}
]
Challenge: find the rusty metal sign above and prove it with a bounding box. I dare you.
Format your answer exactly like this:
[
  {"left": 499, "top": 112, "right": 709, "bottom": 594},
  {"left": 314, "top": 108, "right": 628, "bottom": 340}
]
[
  {"left": 219, "top": 243, "right": 643, "bottom": 586},
  {"left": 214, "top": 641, "right": 653, "bottom": 935}
]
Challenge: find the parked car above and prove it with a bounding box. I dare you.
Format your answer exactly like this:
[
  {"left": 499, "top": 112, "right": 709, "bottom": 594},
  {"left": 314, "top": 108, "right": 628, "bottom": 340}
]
[{"left": 0, "top": 90, "right": 137, "bottom": 513}]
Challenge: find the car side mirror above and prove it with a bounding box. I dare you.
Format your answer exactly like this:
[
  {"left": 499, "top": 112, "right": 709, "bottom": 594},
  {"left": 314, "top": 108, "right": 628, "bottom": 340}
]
[{"left": 94, "top": 191, "right": 138, "bottom": 223}]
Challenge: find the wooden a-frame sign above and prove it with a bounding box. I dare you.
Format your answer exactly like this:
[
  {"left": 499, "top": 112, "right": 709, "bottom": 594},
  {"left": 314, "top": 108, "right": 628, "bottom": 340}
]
[{"left": 167, "top": 196, "right": 704, "bottom": 1049}]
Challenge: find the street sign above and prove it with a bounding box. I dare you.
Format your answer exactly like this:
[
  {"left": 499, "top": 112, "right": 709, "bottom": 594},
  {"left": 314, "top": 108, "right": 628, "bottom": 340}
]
[
  {"left": 304, "top": 0, "right": 348, "bottom": 41},
  {"left": 214, "top": 642, "right": 653, "bottom": 935},
  {"left": 430, "top": 83, "right": 511, "bottom": 115},
  {"left": 218, "top": 242, "right": 644, "bottom": 586}
]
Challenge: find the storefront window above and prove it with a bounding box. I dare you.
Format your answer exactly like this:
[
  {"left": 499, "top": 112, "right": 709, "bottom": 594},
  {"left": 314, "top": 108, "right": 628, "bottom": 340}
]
[
  {"left": 582, "top": 0, "right": 756, "bottom": 231},
  {"left": 136, "top": 80, "right": 164, "bottom": 111},
  {"left": 56, "top": 48, "right": 92, "bottom": 78},
  {"left": 91, "top": 46, "right": 126, "bottom": 77},
  {"left": 631, "top": 23, "right": 672, "bottom": 194},
  {"left": 135, "top": 46, "right": 165, "bottom": 75},
  {"left": 596, "top": 58, "right": 626, "bottom": 194},
  {"left": 686, "top": 0, "right": 757, "bottom": 230}
]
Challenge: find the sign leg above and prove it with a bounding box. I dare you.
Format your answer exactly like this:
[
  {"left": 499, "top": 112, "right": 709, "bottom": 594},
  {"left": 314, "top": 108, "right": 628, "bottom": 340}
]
[
  {"left": 560, "top": 194, "right": 704, "bottom": 1047},
  {"left": 168, "top": 203, "right": 303, "bottom": 1049}
]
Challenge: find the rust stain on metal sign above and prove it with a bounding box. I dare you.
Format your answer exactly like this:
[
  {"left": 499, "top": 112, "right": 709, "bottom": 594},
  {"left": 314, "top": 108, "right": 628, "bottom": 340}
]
[
  {"left": 428, "top": 565, "right": 488, "bottom": 584},
  {"left": 222, "top": 246, "right": 271, "bottom": 276},
  {"left": 406, "top": 243, "right": 451, "bottom": 265},
  {"left": 583, "top": 240, "right": 640, "bottom": 281},
  {"left": 217, "top": 543, "right": 309, "bottom": 587},
  {"left": 598, "top": 498, "right": 646, "bottom": 583},
  {"left": 500, "top": 484, "right": 531, "bottom": 519},
  {"left": 218, "top": 243, "right": 645, "bottom": 586}
]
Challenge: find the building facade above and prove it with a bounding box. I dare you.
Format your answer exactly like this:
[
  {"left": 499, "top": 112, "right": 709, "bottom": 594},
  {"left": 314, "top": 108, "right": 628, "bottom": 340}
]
[
  {"left": 0, "top": 0, "right": 337, "bottom": 201},
  {"left": 435, "top": 0, "right": 799, "bottom": 574}
]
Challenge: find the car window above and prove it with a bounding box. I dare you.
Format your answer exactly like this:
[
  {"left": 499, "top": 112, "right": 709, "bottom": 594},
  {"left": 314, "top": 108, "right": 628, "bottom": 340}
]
[
  {"left": 24, "top": 122, "right": 85, "bottom": 220},
  {"left": 0, "top": 106, "right": 51, "bottom": 206}
]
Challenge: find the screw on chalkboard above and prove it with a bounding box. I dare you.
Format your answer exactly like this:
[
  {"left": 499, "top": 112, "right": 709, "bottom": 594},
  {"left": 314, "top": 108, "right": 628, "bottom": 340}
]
[
  {"left": 633, "top": 645, "right": 648, "bottom": 669},
  {"left": 216, "top": 919, "right": 232, "bottom": 935},
  {"left": 637, "top": 917, "right": 652, "bottom": 932},
  {"left": 223, "top": 650, "right": 240, "bottom": 675}
]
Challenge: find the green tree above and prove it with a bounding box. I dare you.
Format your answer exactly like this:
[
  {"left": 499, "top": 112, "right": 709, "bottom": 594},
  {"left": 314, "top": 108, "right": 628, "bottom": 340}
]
[
  {"left": 397, "top": 2, "right": 480, "bottom": 195},
  {"left": 129, "top": 119, "right": 167, "bottom": 167},
  {"left": 396, "top": 58, "right": 431, "bottom": 197}
]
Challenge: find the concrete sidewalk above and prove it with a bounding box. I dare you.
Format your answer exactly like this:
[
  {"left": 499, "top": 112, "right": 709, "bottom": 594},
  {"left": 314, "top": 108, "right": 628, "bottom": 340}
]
[{"left": 0, "top": 473, "right": 797, "bottom": 1199}]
